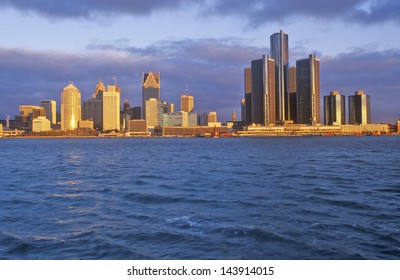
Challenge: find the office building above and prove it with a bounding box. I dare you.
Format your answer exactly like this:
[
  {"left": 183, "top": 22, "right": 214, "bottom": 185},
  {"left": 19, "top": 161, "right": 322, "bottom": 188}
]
[
  {"left": 32, "top": 116, "right": 51, "bottom": 132},
  {"left": 146, "top": 98, "right": 163, "bottom": 127},
  {"left": 244, "top": 67, "right": 252, "bottom": 125},
  {"left": 240, "top": 99, "right": 246, "bottom": 123},
  {"left": 82, "top": 80, "right": 105, "bottom": 130},
  {"left": 103, "top": 85, "right": 121, "bottom": 131},
  {"left": 61, "top": 82, "right": 81, "bottom": 130},
  {"left": 324, "top": 91, "right": 346, "bottom": 125},
  {"left": 251, "top": 55, "right": 276, "bottom": 125},
  {"left": 349, "top": 90, "right": 371, "bottom": 125},
  {"left": 296, "top": 54, "right": 320, "bottom": 125},
  {"left": 288, "top": 66, "right": 297, "bottom": 122},
  {"left": 270, "top": 30, "right": 289, "bottom": 122},
  {"left": 181, "top": 95, "right": 194, "bottom": 113},
  {"left": 142, "top": 71, "right": 160, "bottom": 119},
  {"left": 164, "top": 111, "right": 189, "bottom": 126},
  {"left": 40, "top": 100, "right": 56, "bottom": 125},
  {"left": 163, "top": 101, "right": 174, "bottom": 114}
]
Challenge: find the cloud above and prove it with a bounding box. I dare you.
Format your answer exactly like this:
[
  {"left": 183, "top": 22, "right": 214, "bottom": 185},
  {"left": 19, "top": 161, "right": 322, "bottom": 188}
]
[
  {"left": 203, "top": 0, "right": 400, "bottom": 27},
  {"left": 1, "top": 40, "right": 399, "bottom": 123},
  {"left": 0, "top": 0, "right": 204, "bottom": 19},
  {"left": 321, "top": 48, "right": 400, "bottom": 122},
  {"left": 1, "top": 0, "right": 399, "bottom": 26}
]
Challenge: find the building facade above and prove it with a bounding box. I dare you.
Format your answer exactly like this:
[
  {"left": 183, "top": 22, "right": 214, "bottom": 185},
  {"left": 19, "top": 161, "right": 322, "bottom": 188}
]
[
  {"left": 145, "top": 98, "right": 164, "bottom": 127},
  {"left": 296, "top": 54, "right": 320, "bottom": 125},
  {"left": 142, "top": 71, "right": 160, "bottom": 119},
  {"left": 40, "top": 100, "right": 56, "bottom": 125},
  {"left": 324, "top": 91, "right": 346, "bottom": 125},
  {"left": 251, "top": 55, "right": 276, "bottom": 126},
  {"left": 61, "top": 82, "right": 81, "bottom": 130},
  {"left": 270, "top": 30, "right": 289, "bottom": 122},
  {"left": 102, "top": 85, "right": 121, "bottom": 131},
  {"left": 244, "top": 67, "right": 252, "bottom": 125},
  {"left": 181, "top": 95, "right": 194, "bottom": 113},
  {"left": 32, "top": 116, "right": 51, "bottom": 132},
  {"left": 349, "top": 90, "right": 371, "bottom": 125}
]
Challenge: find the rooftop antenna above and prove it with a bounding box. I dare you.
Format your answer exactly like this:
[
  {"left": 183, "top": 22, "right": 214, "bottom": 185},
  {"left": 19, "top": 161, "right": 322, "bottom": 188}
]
[
  {"left": 112, "top": 76, "right": 117, "bottom": 86},
  {"left": 5, "top": 114, "right": 10, "bottom": 129}
]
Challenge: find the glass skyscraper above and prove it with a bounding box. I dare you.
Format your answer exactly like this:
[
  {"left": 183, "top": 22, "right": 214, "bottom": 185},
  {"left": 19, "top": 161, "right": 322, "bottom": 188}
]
[{"left": 270, "top": 30, "right": 289, "bottom": 122}]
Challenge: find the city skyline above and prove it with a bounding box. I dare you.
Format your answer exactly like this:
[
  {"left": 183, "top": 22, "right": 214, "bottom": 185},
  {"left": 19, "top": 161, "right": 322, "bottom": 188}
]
[{"left": 0, "top": 1, "right": 399, "bottom": 123}]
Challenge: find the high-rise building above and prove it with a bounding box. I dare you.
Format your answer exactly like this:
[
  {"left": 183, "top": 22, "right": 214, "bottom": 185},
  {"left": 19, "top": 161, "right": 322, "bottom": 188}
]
[
  {"left": 61, "top": 82, "right": 81, "bottom": 130},
  {"left": 208, "top": 112, "right": 217, "bottom": 123},
  {"left": 270, "top": 30, "right": 289, "bottom": 122},
  {"left": 288, "top": 66, "right": 297, "bottom": 122},
  {"left": 103, "top": 85, "right": 121, "bottom": 131},
  {"left": 349, "top": 90, "right": 371, "bottom": 125},
  {"left": 15, "top": 105, "right": 46, "bottom": 130},
  {"left": 240, "top": 99, "right": 246, "bottom": 123},
  {"left": 83, "top": 80, "right": 105, "bottom": 130},
  {"left": 145, "top": 98, "right": 163, "bottom": 127},
  {"left": 163, "top": 101, "right": 174, "bottom": 114},
  {"left": 142, "top": 71, "right": 160, "bottom": 119},
  {"left": 296, "top": 54, "right": 320, "bottom": 125},
  {"left": 40, "top": 100, "right": 56, "bottom": 125},
  {"left": 324, "top": 91, "right": 346, "bottom": 125},
  {"left": 181, "top": 95, "right": 194, "bottom": 113},
  {"left": 251, "top": 55, "right": 276, "bottom": 126},
  {"left": 244, "top": 67, "right": 252, "bottom": 125}
]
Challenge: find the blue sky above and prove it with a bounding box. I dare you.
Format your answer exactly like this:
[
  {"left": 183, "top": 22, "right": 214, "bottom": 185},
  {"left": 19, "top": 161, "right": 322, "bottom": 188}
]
[{"left": 0, "top": 0, "right": 399, "bottom": 123}]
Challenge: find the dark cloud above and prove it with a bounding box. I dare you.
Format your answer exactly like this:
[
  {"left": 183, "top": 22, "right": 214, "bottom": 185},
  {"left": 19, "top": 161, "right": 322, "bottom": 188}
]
[
  {"left": 1, "top": 41, "right": 399, "bottom": 123},
  {"left": 1, "top": 0, "right": 399, "bottom": 26},
  {"left": 203, "top": 0, "right": 400, "bottom": 26},
  {"left": 0, "top": 0, "right": 204, "bottom": 19}
]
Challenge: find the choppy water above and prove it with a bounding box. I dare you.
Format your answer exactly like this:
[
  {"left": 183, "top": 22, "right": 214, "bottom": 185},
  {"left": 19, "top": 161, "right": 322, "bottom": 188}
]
[{"left": 0, "top": 137, "right": 399, "bottom": 259}]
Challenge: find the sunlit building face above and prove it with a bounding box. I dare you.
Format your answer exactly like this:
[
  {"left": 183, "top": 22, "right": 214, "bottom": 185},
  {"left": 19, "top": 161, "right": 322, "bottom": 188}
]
[{"left": 61, "top": 82, "right": 81, "bottom": 130}]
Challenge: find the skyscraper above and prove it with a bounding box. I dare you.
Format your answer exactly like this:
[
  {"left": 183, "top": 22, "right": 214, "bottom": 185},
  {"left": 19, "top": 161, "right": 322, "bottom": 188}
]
[
  {"left": 181, "top": 95, "right": 194, "bottom": 113},
  {"left": 82, "top": 80, "right": 105, "bottom": 130},
  {"left": 251, "top": 55, "right": 276, "bottom": 126},
  {"left": 349, "top": 90, "right": 371, "bottom": 124},
  {"left": 270, "top": 30, "right": 289, "bottom": 122},
  {"left": 40, "top": 100, "right": 56, "bottom": 125},
  {"left": 102, "top": 85, "right": 121, "bottom": 131},
  {"left": 145, "top": 98, "right": 163, "bottom": 127},
  {"left": 142, "top": 71, "right": 160, "bottom": 119},
  {"left": 244, "top": 67, "right": 252, "bottom": 125},
  {"left": 288, "top": 66, "right": 297, "bottom": 122},
  {"left": 296, "top": 54, "right": 320, "bottom": 125},
  {"left": 61, "top": 82, "right": 81, "bottom": 130},
  {"left": 324, "top": 91, "right": 346, "bottom": 125}
]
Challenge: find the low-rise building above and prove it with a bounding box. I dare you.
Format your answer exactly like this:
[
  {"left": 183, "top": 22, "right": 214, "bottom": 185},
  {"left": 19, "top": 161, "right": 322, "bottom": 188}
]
[{"left": 32, "top": 116, "right": 51, "bottom": 132}]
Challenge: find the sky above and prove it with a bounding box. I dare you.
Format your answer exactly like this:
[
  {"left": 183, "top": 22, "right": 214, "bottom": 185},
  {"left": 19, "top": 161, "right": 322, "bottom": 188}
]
[{"left": 0, "top": 0, "right": 399, "bottom": 123}]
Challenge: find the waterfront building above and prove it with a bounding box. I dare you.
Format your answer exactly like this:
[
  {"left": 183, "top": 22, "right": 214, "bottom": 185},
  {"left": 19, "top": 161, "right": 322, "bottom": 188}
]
[
  {"left": 270, "top": 30, "right": 289, "bottom": 122},
  {"left": 181, "top": 95, "right": 194, "bottom": 113},
  {"left": 61, "top": 82, "right": 81, "bottom": 130},
  {"left": 40, "top": 100, "right": 56, "bottom": 125},
  {"left": 251, "top": 55, "right": 276, "bottom": 125},
  {"left": 188, "top": 112, "right": 198, "bottom": 126},
  {"left": 32, "top": 116, "right": 51, "bottom": 132},
  {"left": 142, "top": 71, "right": 160, "bottom": 119},
  {"left": 208, "top": 112, "right": 221, "bottom": 127},
  {"left": 288, "top": 66, "right": 297, "bottom": 122},
  {"left": 103, "top": 85, "right": 121, "bottom": 131},
  {"left": 145, "top": 98, "right": 164, "bottom": 127},
  {"left": 349, "top": 91, "right": 371, "bottom": 125},
  {"left": 78, "top": 120, "right": 94, "bottom": 130},
  {"left": 296, "top": 54, "right": 320, "bottom": 125},
  {"left": 244, "top": 67, "right": 252, "bottom": 125},
  {"left": 324, "top": 91, "right": 346, "bottom": 125},
  {"left": 83, "top": 80, "right": 105, "bottom": 130},
  {"left": 232, "top": 111, "right": 237, "bottom": 122},
  {"left": 240, "top": 99, "right": 246, "bottom": 123},
  {"left": 163, "top": 111, "right": 189, "bottom": 126},
  {"left": 397, "top": 120, "right": 400, "bottom": 133},
  {"left": 129, "top": 120, "right": 148, "bottom": 134}
]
